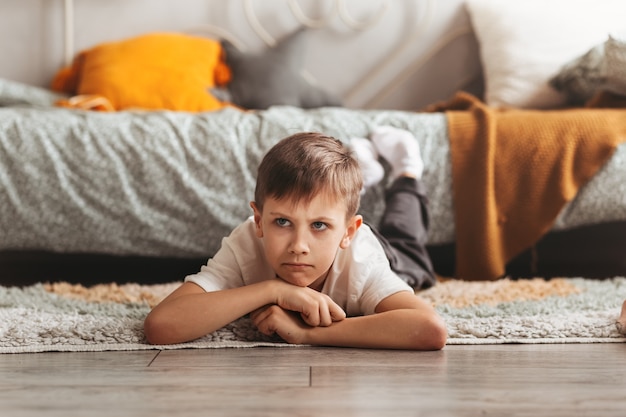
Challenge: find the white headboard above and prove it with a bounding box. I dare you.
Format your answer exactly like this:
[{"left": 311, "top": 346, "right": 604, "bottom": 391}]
[{"left": 1, "top": 0, "right": 482, "bottom": 110}]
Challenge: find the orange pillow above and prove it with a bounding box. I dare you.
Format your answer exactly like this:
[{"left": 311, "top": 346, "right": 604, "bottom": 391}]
[{"left": 52, "top": 32, "right": 231, "bottom": 112}]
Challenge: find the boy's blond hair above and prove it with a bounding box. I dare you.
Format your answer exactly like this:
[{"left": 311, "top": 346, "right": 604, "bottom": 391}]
[{"left": 254, "top": 132, "right": 362, "bottom": 219}]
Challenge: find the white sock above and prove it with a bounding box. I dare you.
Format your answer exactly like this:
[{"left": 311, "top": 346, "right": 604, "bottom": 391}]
[
  {"left": 371, "top": 125, "right": 423, "bottom": 179},
  {"left": 350, "top": 137, "right": 384, "bottom": 190}
]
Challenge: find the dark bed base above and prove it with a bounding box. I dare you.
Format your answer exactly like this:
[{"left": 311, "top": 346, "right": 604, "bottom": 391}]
[
  {"left": 2, "top": 221, "right": 626, "bottom": 287},
  {"left": 0, "top": 251, "right": 206, "bottom": 287},
  {"left": 428, "top": 220, "right": 626, "bottom": 280}
]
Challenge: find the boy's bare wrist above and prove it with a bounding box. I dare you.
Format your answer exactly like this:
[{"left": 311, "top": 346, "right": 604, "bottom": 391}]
[
  {"left": 263, "top": 278, "right": 285, "bottom": 305},
  {"left": 301, "top": 321, "right": 333, "bottom": 346}
]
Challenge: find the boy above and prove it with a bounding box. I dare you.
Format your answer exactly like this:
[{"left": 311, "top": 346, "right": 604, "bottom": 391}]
[{"left": 144, "top": 127, "right": 447, "bottom": 350}]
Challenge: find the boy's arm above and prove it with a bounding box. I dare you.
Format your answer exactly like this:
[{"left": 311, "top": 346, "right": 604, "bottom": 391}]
[
  {"left": 252, "top": 291, "right": 447, "bottom": 351},
  {"left": 144, "top": 280, "right": 346, "bottom": 345}
]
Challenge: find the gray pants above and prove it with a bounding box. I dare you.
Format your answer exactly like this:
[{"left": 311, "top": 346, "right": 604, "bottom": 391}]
[{"left": 370, "top": 177, "right": 436, "bottom": 290}]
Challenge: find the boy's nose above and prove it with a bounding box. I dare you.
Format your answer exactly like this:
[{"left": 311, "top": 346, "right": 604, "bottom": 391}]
[{"left": 289, "top": 231, "right": 309, "bottom": 254}]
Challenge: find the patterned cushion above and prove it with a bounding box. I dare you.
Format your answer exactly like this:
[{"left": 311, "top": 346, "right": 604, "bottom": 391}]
[
  {"left": 221, "top": 29, "right": 341, "bottom": 110},
  {"left": 550, "top": 36, "right": 626, "bottom": 105}
]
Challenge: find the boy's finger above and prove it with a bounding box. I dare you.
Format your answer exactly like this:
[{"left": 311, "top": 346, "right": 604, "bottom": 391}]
[
  {"left": 301, "top": 307, "right": 320, "bottom": 327},
  {"left": 249, "top": 305, "right": 269, "bottom": 321},
  {"left": 318, "top": 304, "right": 333, "bottom": 327},
  {"left": 250, "top": 308, "right": 267, "bottom": 327},
  {"left": 329, "top": 302, "right": 346, "bottom": 321}
]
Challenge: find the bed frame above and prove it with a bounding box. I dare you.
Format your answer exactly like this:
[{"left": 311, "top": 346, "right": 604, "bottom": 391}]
[{"left": 3, "top": 0, "right": 482, "bottom": 110}]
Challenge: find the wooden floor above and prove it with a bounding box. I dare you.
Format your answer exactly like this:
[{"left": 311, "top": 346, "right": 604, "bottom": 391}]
[{"left": 1, "top": 343, "right": 625, "bottom": 416}]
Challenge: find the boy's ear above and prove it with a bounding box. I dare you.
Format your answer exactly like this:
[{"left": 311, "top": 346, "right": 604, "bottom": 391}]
[
  {"left": 250, "top": 201, "right": 263, "bottom": 238},
  {"left": 340, "top": 215, "right": 363, "bottom": 249}
]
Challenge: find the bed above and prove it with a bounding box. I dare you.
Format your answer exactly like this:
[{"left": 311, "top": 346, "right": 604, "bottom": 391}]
[{"left": 1, "top": 0, "right": 626, "bottom": 286}]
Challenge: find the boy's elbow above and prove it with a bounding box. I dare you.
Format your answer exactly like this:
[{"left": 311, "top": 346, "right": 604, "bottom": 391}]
[
  {"left": 143, "top": 311, "right": 179, "bottom": 345},
  {"left": 427, "top": 315, "right": 448, "bottom": 350},
  {"left": 412, "top": 314, "right": 448, "bottom": 351}
]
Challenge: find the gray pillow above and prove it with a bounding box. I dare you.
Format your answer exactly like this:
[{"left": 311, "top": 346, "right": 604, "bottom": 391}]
[
  {"left": 550, "top": 35, "right": 626, "bottom": 105},
  {"left": 221, "top": 29, "right": 342, "bottom": 110}
]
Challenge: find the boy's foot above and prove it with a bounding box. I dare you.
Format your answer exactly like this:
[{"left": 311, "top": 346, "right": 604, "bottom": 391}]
[
  {"left": 350, "top": 137, "right": 384, "bottom": 190},
  {"left": 371, "top": 125, "right": 424, "bottom": 180}
]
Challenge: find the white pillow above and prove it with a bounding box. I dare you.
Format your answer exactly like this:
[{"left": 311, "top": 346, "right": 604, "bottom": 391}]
[{"left": 465, "top": 0, "right": 626, "bottom": 108}]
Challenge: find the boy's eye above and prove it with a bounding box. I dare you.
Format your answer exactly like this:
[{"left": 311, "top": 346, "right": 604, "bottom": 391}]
[
  {"left": 312, "top": 221, "right": 328, "bottom": 231},
  {"left": 275, "top": 218, "right": 291, "bottom": 227}
]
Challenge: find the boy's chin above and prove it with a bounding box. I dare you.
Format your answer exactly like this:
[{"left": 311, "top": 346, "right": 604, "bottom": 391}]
[
  {"left": 276, "top": 272, "right": 323, "bottom": 289},
  {"left": 277, "top": 275, "right": 312, "bottom": 287}
]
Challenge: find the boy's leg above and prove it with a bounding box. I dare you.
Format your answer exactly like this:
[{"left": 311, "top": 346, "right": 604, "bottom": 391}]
[
  {"left": 370, "top": 177, "right": 436, "bottom": 289},
  {"left": 370, "top": 126, "right": 436, "bottom": 289}
]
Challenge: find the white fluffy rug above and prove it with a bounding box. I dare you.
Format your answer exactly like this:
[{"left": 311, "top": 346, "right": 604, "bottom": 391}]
[{"left": 1, "top": 277, "right": 624, "bottom": 353}]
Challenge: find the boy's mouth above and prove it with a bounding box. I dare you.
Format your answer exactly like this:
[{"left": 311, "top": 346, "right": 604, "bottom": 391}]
[{"left": 282, "top": 262, "right": 313, "bottom": 271}]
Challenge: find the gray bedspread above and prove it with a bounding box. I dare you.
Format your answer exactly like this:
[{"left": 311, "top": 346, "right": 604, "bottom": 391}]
[
  {"left": 1, "top": 103, "right": 624, "bottom": 259},
  {"left": 0, "top": 105, "right": 452, "bottom": 257}
]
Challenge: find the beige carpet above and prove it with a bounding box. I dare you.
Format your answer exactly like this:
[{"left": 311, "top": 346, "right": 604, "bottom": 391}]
[
  {"left": 44, "top": 277, "right": 583, "bottom": 308},
  {"left": 1, "top": 277, "right": 624, "bottom": 353}
]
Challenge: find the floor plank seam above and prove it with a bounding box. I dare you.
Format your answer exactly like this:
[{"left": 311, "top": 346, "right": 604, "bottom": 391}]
[{"left": 147, "top": 350, "right": 162, "bottom": 367}]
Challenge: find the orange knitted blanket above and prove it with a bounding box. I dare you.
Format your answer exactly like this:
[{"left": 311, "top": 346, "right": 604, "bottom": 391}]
[{"left": 433, "top": 92, "right": 626, "bottom": 280}]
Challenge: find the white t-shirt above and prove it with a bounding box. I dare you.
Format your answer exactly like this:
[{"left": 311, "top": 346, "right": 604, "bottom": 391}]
[{"left": 185, "top": 216, "right": 413, "bottom": 316}]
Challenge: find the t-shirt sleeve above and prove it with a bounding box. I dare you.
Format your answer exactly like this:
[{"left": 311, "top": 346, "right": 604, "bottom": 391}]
[
  {"left": 184, "top": 235, "right": 245, "bottom": 292},
  {"left": 358, "top": 263, "right": 413, "bottom": 316},
  {"left": 184, "top": 220, "right": 258, "bottom": 292},
  {"left": 348, "top": 225, "right": 414, "bottom": 316}
]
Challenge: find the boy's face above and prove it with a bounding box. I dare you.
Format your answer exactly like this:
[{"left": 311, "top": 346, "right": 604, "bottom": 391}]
[{"left": 250, "top": 192, "right": 362, "bottom": 290}]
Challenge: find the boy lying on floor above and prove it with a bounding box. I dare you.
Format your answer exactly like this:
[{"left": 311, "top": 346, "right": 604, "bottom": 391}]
[{"left": 144, "top": 127, "right": 447, "bottom": 350}]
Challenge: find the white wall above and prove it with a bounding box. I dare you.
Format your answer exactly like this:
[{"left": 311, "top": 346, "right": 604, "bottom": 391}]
[{"left": 0, "top": 0, "right": 482, "bottom": 110}]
